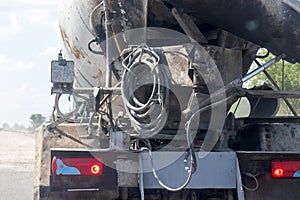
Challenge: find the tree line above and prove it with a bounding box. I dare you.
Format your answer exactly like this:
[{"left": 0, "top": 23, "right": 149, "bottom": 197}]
[{"left": 0, "top": 114, "right": 46, "bottom": 132}]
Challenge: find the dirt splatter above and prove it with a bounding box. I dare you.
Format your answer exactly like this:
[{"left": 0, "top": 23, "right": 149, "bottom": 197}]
[
  {"left": 92, "top": 69, "right": 103, "bottom": 80},
  {"left": 60, "top": 27, "right": 86, "bottom": 59}
]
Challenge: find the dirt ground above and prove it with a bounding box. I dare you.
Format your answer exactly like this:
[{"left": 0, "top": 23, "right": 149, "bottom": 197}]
[{"left": 0, "top": 131, "right": 34, "bottom": 200}]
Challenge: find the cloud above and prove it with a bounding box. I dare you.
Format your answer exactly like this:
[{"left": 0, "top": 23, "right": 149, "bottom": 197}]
[
  {"left": 0, "top": 82, "right": 53, "bottom": 126},
  {"left": 21, "top": 7, "right": 59, "bottom": 30},
  {"left": 1, "top": 0, "right": 57, "bottom": 8},
  {"left": 38, "top": 47, "right": 61, "bottom": 58},
  {"left": 8, "top": 0, "right": 57, "bottom": 7},
  {"left": 0, "top": 14, "right": 21, "bottom": 39},
  {"left": 0, "top": 54, "right": 33, "bottom": 72},
  {"left": 0, "top": 0, "right": 60, "bottom": 126},
  {"left": 0, "top": 0, "right": 58, "bottom": 41}
]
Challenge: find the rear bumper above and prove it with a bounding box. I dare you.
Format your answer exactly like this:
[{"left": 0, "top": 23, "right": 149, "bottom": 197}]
[{"left": 49, "top": 148, "right": 300, "bottom": 200}]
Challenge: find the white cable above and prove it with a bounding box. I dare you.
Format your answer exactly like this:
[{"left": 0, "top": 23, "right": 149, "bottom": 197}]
[
  {"left": 139, "top": 154, "right": 145, "bottom": 200},
  {"left": 141, "top": 147, "right": 194, "bottom": 192},
  {"left": 241, "top": 173, "right": 259, "bottom": 192},
  {"left": 53, "top": 93, "right": 88, "bottom": 124},
  {"left": 121, "top": 45, "right": 170, "bottom": 137},
  {"left": 89, "top": 1, "right": 104, "bottom": 36},
  {"left": 185, "top": 94, "right": 235, "bottom": 154}
]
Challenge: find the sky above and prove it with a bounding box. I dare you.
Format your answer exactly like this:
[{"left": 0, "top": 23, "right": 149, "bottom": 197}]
[{"left": 0, "top": 0, "right": 62, "bottom": 126}]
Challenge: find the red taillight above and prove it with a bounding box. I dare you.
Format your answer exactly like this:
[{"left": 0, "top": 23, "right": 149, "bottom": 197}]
[
  {"left": 91, "top": 164, "right": 102, "bottom": 175},
  {"left": 272, "top": 168, "right": 284, "bottom": 178},
  {"left": 52, "top": 157, "right": 103, "bottom": 176},
  {"left": 272, "top": 160, "right": 300, "bottom": 178}
]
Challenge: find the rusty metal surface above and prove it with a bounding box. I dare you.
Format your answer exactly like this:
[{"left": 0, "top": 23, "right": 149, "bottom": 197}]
[
  {"left": 205, "top": 45, "right": 243, "bottom": 84},
  {"left": 58, "top": 0, "right": 106, "bottom": 88},
  {"left": 58, "top": 0, "right": 149, "bottom": 89},
  {"left": 236, "top": 123, "right": 300, "bottom": 151},
  {"left": 171, "top": 8, "right": 208, "bottom": 44},
  {"left": 167, "top": 0, "right": 300, "bottom": 63},
  {"left": 238, "top": 117, "right": 300, "bottom": 125}
]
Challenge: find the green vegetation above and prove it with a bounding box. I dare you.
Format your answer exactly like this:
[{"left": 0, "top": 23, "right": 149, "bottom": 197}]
[
  {"left": 247, "top": 50, "right": 300, "bottom": 115},
  {"left": 29, "top": 114, "right": 46, "bottom": 130}
]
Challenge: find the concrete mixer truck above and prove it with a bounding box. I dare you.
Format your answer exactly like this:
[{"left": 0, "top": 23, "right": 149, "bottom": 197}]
[{"left": 34, "top": 0, "right": 300, "bottom": 199}]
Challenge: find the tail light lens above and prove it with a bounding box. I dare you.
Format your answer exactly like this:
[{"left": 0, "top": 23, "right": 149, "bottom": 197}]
[
  {"left": 272, "top": 160, "right": 300, "bottom": 178},
  {"left": 52, "top": 156, "right": 103, "bottom": 176}
]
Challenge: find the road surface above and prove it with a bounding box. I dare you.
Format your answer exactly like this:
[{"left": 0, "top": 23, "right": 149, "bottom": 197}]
[{"left": 0, "top": 131, "right": 34, "bottom": 200}]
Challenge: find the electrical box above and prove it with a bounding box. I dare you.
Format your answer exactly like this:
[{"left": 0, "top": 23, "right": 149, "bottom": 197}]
[{"left": 51, "top": 52, "right": 74, "bottom": 94}]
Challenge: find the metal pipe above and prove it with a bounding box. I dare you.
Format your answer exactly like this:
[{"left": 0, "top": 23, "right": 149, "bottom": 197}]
[
  {"left": 245, "top": 90, "right": 300, "bottom": 99},
  {"left": 103, "top": 0, "right": 114, "bottom": 125},
  {"left": 241, "top": 54, "right": 286, "bottom": 83},
  {"left": 103, "top": 0, "right": 112, "bottom": 88},
  {"left": 282, "top": 60, "right": 285, "bottom": 91}
]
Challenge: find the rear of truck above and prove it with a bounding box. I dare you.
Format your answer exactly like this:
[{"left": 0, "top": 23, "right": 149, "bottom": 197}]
[{"left": 34, "top": 0, "right": 300, "bottom": 199}]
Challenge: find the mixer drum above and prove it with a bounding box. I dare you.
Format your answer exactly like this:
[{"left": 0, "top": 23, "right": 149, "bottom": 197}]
[{"left": 58, "top": 0, "right": 148, "bottom": 88}]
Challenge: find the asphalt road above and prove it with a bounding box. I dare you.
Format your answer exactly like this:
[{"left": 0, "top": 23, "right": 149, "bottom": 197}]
[{"left": 0, "top": 131, "right": 34, "bottom": 200}]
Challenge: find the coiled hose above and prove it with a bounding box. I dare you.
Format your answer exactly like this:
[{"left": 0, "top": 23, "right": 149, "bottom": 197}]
[{"left": 121, "top": 45, "right": 170, "bottom": 138}]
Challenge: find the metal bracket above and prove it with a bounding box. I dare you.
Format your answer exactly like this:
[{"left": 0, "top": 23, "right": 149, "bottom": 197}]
[{"left": 172, "top": 8, "right": 208, "bottom": 44}]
